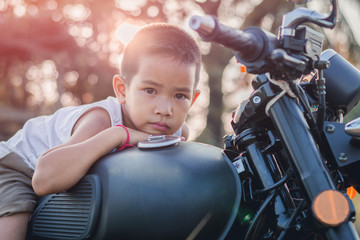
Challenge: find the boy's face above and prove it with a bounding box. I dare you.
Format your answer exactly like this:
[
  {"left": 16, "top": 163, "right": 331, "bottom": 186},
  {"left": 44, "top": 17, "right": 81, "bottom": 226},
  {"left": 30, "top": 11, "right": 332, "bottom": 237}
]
[{"left": 114, "top": 53, "right": 200, "bottom": 135}]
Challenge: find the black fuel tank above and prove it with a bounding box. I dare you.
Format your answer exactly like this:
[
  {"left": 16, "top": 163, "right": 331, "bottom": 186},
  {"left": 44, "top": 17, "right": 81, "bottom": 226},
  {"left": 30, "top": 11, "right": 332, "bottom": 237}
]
[
  {"left": 90, "top": 141, "right": 241, "bottom": 240},
  {"left": 27, "top": 141, "right": 241, "bottom": 240}
]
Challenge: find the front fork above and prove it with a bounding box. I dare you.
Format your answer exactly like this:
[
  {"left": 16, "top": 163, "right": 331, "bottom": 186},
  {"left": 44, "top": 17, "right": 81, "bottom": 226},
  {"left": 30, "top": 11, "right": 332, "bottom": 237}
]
[{"left": 267, "top": 94, "right": 358, "bottom": 239}]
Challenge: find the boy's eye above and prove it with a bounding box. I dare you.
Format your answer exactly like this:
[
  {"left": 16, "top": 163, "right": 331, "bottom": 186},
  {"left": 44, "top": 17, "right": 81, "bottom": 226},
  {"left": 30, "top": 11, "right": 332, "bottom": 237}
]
[
  {"left": 175, "top": 93, "right": 187, "bottom": 100},
  {"left": 144, "top": 88, "right": 156, "bottom": 95}
]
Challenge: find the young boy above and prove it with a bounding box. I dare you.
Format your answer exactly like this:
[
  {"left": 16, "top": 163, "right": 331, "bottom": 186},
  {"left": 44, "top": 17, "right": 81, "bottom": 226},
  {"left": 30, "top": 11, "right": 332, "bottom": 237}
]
[{"left": 0, "top": 23, "right": 201, "bottom": 240}]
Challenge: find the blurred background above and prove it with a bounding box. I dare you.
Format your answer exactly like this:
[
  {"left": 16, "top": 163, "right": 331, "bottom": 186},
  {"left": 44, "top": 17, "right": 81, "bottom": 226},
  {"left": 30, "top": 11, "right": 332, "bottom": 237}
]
[{"left": 1, "top": 0, "right": 360, "bottom": 233}]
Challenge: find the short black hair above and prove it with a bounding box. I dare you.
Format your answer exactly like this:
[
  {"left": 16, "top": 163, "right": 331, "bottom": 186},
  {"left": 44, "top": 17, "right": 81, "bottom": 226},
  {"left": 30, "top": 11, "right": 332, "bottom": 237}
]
[{"left": 120, "top": 23, "right": 201, "bottom": 88}]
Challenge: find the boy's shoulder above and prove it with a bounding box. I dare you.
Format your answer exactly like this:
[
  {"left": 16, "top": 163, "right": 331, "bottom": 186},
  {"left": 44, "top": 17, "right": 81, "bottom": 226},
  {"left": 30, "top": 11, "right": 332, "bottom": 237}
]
[
  {"left": 24, "top": 96, "right": 120, "bottom": 131},
  {"left": 59, "top": 96, "right": 118, "bottom": 111},
  {"left": 47, "top": 96, "right": 117, "bottom": 118}
]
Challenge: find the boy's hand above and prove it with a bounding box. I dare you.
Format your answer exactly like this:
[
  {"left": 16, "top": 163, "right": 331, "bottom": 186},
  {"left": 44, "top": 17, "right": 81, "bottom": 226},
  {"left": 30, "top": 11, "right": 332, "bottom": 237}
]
[{"left": 121, "top": 127, "right": 149, "bottom": 147}]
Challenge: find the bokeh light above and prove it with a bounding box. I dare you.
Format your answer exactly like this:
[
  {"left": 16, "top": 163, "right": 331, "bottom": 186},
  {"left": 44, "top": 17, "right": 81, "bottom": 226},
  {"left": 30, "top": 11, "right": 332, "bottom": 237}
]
[{"left": 115, "top": 22, "right": 140, "bottom": 45}]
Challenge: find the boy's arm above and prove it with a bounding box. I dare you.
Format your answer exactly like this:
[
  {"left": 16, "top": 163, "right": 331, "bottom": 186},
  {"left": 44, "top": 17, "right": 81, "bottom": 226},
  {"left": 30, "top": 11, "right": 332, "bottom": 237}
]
[{"left": 32, "top": 108, "right": 148, "bottom": 196}]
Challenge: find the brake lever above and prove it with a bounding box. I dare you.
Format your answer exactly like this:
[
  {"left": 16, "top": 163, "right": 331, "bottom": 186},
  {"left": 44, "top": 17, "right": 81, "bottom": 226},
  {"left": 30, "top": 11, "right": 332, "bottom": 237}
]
[{"left": 280, "top": 0, "right": 337, "bottom": 37}]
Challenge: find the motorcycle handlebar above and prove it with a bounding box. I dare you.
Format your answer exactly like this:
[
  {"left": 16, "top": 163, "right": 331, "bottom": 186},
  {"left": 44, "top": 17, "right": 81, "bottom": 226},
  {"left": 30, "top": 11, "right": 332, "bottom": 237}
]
[{"left": 189, "top": 15, "right": 265, "bottom": 63}]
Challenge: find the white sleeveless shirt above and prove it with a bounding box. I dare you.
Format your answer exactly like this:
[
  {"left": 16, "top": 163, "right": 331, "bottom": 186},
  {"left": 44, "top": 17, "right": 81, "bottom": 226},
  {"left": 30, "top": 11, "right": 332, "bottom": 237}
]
[{"left": 0, "top": 96, "right": 181, "bottom": 169}]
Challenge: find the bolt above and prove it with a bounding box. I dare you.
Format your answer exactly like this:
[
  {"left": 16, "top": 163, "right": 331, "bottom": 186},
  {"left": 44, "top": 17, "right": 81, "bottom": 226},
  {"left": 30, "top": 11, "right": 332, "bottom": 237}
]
[
  {"left": 295, "top": 223, "right": 301, "bottom": 231},
  {"left": 325, "top": 124, "right": 335, "bottom": 134},
  {"left": 338, "top": 153, "right": 348, "bottom": 162},
  {"left": 253, "top": 96, "right": 261, "bottom": 104}
]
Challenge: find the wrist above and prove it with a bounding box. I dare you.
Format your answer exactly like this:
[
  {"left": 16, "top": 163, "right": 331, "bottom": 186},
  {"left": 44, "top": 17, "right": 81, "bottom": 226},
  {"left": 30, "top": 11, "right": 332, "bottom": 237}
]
[{"left": 116, "top": 124, "right": 136, "bottom": 150}]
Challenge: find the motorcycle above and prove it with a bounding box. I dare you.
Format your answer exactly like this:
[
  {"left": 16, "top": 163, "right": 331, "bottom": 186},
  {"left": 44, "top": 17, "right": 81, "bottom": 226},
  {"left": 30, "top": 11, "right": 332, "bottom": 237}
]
[{"left": 27, "top": 0, "right": 360, "bottom": 239}]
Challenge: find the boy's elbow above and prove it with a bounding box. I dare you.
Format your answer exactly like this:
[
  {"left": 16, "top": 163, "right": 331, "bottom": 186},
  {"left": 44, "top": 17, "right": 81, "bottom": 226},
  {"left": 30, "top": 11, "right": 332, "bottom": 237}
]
[{"left": 32, "top": 172, "right": 52, "bottom": 196}]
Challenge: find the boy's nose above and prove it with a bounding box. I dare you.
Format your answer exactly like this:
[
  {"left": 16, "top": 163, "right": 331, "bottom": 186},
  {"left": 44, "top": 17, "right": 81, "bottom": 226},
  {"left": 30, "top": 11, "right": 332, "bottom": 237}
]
[{"left": 154, "top": 99, "right": 173, "bottom": 117}]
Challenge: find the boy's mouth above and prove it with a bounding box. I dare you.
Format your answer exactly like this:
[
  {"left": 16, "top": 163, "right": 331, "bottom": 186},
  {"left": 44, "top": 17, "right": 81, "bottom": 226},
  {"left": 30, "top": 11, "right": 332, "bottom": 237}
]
[{"left": 150, "top": 122, "right": 169, "bottom": 132}]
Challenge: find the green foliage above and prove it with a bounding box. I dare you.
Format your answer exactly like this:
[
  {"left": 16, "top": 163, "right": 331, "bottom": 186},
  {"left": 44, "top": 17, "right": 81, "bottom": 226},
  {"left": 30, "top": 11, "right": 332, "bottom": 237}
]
[{"left": 1, "top": 0, "right": 360, "bottom": 146}]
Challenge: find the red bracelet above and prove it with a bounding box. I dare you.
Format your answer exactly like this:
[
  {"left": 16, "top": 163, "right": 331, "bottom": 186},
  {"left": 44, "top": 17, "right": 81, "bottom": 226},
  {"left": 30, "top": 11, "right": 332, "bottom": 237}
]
[{"left": 116, "top": 124, "right": 136, "bottom": 150}]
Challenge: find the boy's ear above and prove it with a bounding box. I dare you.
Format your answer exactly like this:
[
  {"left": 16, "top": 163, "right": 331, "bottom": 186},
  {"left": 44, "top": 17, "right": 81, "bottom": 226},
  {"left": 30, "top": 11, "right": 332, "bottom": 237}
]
[
  {"left": 113, "top": 74, "right": 127, "bottom": 104},
  {"left": 191, "top": 90, "right": 201, "bottom": 106}
]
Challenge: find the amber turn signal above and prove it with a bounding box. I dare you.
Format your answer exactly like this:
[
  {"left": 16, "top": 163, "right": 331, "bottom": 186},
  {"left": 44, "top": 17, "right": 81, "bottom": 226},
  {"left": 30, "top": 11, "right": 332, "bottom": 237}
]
[
  {"left": 240, "top": 65, "right": 247, "bottom": 73},
  {"left": 312, "top": 190, "right": 350, "bottom": 227},
  {"left": 347, "top": 186, "right": 357, "bottom": 199}
]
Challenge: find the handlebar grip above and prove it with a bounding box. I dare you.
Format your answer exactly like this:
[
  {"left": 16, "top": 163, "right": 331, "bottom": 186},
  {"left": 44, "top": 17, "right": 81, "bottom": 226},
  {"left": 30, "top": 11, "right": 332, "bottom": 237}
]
[{"left": 189, "top": 15, "right": 265, "bottom": 62}]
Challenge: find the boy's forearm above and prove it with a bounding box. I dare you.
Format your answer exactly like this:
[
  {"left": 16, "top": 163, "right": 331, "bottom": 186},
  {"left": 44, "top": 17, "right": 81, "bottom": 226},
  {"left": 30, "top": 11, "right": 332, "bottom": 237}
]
[{"left": 33, "top": 126, "right": 145, "bottom": 196}]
